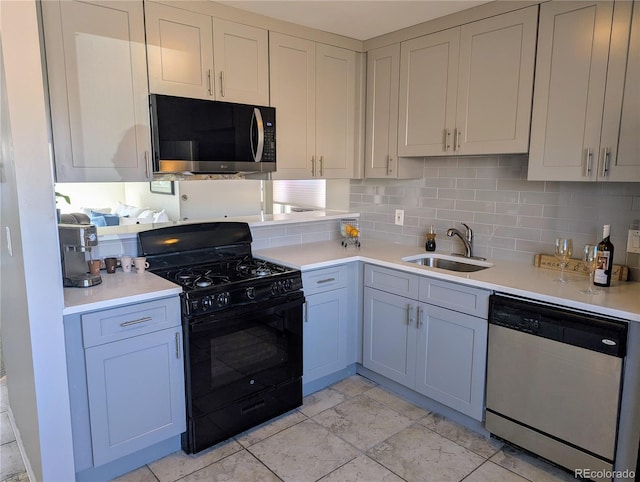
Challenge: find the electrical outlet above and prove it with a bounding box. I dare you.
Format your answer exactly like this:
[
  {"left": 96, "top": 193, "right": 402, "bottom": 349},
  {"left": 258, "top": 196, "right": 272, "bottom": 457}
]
[
  {"left": 395, "top": 209, "right": 404, "bottom": 226},
  {"left": 627, "top": 229, "right": 640, "bottom": 254}
]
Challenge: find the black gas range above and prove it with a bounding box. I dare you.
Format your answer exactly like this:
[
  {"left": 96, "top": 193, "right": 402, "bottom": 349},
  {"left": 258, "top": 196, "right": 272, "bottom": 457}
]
[{"left": 138, "top": 222, "right": 303, "bottom": 453}]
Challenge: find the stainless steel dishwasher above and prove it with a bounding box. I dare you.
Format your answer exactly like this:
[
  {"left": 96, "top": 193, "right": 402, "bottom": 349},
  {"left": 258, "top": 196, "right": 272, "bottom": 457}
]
[{"left": 486, "top": 294, "right": 627, "bottom": 479}]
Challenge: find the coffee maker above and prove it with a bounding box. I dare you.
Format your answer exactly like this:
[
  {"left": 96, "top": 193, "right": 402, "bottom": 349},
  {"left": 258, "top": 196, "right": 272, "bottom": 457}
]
[{"left": 59, "top": 223, "right": 102, "bottom": 287}]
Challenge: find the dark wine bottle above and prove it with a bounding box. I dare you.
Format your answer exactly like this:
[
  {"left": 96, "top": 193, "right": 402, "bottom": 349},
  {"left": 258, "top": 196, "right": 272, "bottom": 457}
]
[{"left": 594, "top": 225, "right": 614, "bottom": 287}]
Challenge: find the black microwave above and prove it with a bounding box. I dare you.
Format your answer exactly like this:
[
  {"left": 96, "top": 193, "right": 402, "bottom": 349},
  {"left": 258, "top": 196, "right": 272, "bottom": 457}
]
[{"left": 149, "top": 94, "right": 276, "bottom": 174}]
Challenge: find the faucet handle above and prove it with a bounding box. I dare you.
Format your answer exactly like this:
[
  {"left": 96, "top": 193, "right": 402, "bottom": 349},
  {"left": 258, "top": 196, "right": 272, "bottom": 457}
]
[{"left": 461, "top": 223, "right": 473, "bottom": 242}]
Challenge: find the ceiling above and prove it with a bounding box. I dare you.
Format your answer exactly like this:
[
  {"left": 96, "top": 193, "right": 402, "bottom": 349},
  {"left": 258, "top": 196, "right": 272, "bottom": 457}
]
[{"left": 217, "top": 1, "right": 491, "bottom": 41}]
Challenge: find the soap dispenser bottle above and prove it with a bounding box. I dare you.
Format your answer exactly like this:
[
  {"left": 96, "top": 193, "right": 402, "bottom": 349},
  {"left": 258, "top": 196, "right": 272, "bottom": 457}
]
[{"left": 425, "top": 225, "right": 436, "bottom": 251}]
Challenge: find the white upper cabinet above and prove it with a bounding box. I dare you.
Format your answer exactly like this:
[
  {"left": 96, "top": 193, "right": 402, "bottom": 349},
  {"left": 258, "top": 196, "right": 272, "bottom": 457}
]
[
  {"left": 398, "top": 6, "right": 537, "bottom": 157},
  {"left": 145, "top": 2, "right": 269, "bottom": 105},
  {"left": 365, "top": 44, "right": 423, "bottom": 178},
  {"left": 528, "top": 1, "right": 639, "bottom": 182},
  {"left": 270, "top": 32, "right": 358, "bottom": 179},
  {"left": 42, "top": 0, "right": 151, "bottom": 182},
  {"left": 398, "top": 29, "right": 460, "bottom": 157},
  {"left": 145, "top": 3, "right": 214, "bottom": 100},
  {"left": 212, "top": 18, "right": 270, "bottom": 105},
  {"left": 600, "top": 0, "right": 640, "bottom": 182}
]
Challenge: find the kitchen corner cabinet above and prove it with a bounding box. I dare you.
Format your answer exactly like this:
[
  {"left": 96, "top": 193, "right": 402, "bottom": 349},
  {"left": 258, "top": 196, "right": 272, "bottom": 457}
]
[
  {"left": 302, "top": 264, "right": 357, "bottom": 393},
  {"left": 41, "top": 0, "right": 151, "bottom": 182},
  {"left": 64, "top": 297, "right": 185, "bottom": 472},
  {"left": 270, "top": 32, "right": 359, "bottom": 180},
  {"left": 528, "top": 1, "right": 639, "bottom": 182},
  {"left": 362, "top": 265, "right": 488, "bottom": 420},
  {"left": 145, "top": 1, "right": 269, "bottom": 106},
  {"left": 364, "top": 44, "right": 422, "bottom": 179},
  {"left": 397, "top": 6, "right": 537, "bottom": 157}
]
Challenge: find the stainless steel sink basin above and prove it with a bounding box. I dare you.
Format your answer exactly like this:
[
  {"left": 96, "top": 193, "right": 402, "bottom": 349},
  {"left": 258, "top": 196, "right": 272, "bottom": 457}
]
[{"left": 402, "top": 254, "right": 492, "bottom": 272}]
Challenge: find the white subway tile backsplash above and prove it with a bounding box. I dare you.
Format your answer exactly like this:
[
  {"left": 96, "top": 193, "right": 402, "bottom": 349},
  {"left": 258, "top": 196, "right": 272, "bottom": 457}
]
[{"left": 351, "top": 154, "right": 640, "bottom": 265}]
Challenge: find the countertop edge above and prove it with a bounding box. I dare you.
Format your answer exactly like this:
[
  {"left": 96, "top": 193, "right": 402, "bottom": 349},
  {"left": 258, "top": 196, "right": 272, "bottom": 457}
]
[{"left": 255, "top": 243, "right": 640, "bottom": 323}]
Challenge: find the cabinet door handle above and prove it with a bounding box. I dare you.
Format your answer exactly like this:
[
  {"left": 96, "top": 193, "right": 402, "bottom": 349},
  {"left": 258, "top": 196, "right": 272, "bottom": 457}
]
[
  {"left": 120, "top": 316, "right": 152, "bottom": 327},
  {"left": 219, "top": 71, "right": 225, "bottom": 97},
  {"left": 407, "top": 304, "right": 415, "bottom": 325},
  {"left": 175, "top": 332, "right": 181, "bottom": 359},
  {"left": 144, "top": 151, "right": 150, "bottom": 179},
  {"left": 454, "top": 128, "right": 461, "bottom": 152},
  {"left": 319, "top": 156, "right": 324, "bottom": 176},
  {"left": 207, "top": 69, "right": 213, "bottom": 96},
  {"left": 585, "top": 147, "right": 593, "bottom": 177},
  {"left": 602, "top": 147, "right": 610, "bottom": 177},
  {"left": 304, "top": 301, "right": 309, "bottom": 323},
  {"left": 444, "top": 129, "right": 451, "bottom": 152},
  {"left": 416, "top": 306, "right": 423, "bottom": 328},
  {"left": 311, "top": 156, "right": 315, "bottom": 176},
  {"left": 316, "top": 277, "right": 335, "bottom": 284},
  {"left": 387, "top": 156, "right": 393, "bottom": 175}
]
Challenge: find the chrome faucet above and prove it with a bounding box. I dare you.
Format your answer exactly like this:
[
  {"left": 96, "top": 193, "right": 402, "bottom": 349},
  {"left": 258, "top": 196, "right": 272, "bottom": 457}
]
[{"left": 446, "top": 223, "right": 473, "bottom": 258}]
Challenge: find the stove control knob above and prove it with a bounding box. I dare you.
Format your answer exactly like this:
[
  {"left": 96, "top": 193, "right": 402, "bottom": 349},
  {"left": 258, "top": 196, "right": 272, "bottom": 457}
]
[
  {"left": 271, "top": 282, "right": 279, "bottom": 295},
  {"left": 201, "top": 297, "right": 212, "bottom": 310},
  {"left": 246, "top": 287, "right": 255, "bottom": 300},
  {"left": 217, "top": 292, "right": 230, "bottom": 307},
  {"left": 283, "top": 279, "right": 293, "bottom": 291}
]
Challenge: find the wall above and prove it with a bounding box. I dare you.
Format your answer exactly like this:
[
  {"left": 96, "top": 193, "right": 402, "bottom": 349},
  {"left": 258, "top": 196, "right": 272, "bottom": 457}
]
[
  {"left": 0, "top": 1, "right": 75, "bottom": 479},
  {"left": 351, "top": 155, "right": 640, "bottom": 267}
]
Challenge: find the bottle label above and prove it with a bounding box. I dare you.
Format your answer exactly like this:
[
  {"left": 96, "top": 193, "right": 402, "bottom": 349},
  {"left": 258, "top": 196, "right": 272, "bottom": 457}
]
[{"left": 593, "top": 251, "right": 611, "bottom": 284}]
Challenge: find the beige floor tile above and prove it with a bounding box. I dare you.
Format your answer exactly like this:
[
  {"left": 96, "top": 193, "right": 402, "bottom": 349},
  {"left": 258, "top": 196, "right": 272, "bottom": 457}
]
[
  {"left": 0, "top": 378, "right": 8, "bottom": 413},
  {"left": 180, "top": 450, "right": 279, "bottom": 482},
  {"left": 248, "top": 419, "right": 359, "bottom": 482},
  {"left": 363, "top": 386, "right": 430, "bottom": 421},
  {"left": 313, "top": 394, "right": 413, "bottom": 451},
  {"left": 490, "top": 445, "right": 576, "bottom": 482},
  {"left": 367, "top": 423, "right": 484, "bottom": 482},
  {"left": 299, "top": 387, "right": 347, "bottom": 418},
  {"left": 112, "top": 465, "right": 159, "bottom": 482},
  {"left": 330, "top": 375, "right": 377, "bottom": 398},
  {"left": 0, "top": 441, "right": 28, "bottom": 481},
  {"left": 148, "top": 439, "right": 243, "bottom": 482},
  {"left": 464, "top": 461, "right": 529, "bottom": 482},
  {"left": 420, "top": 413, "right": 503, "bottom": 458},
  {"left": 319, "top": 455, "right": 404, "bottom": 482},
  {"left": 235, "top": 410, "right": 307, "bottom": 448},
  {"left": 1, "top": 412, "right": 16, "bottom": 445}
]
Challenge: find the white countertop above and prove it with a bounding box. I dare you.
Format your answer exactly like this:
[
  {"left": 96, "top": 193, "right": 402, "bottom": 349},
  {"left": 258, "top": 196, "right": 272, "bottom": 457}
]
[
  {"left": 96, "top": 210, "right": 358, "bottom": 240},
  {"left": 255, "top": 239, "right": 640, "bottom": 322},
  {"left": 63, "top": 270, "right": 182, "bottom": 315}
]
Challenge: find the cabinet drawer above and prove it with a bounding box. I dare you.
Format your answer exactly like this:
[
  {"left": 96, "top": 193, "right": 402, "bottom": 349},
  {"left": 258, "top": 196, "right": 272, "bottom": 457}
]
[
  {"left": 419, "top": 278, "right": 489, "bottom": 318},
  {"left": 364, "top": 264, "right": 419, "bottom": 299},
  {"left": 81, "top": 297, "right": 181, "bottom": 347},
  {"left": 302, "top": 265, "right": 349, "bottom": 296}
]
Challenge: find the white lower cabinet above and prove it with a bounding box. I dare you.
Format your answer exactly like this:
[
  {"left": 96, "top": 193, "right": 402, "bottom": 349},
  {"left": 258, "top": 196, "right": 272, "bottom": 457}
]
[
  {"left": 85, "top": 328, "right": 185, "bottom": 466},
  {"left": 362, "top": 264, "right": 488, "bottom": 420},
  {"left": 302, "top": 264, "right": 357, "bottom": 392},
  {"left": 64, "top": 296, "right": 185, "bottom": 476}
]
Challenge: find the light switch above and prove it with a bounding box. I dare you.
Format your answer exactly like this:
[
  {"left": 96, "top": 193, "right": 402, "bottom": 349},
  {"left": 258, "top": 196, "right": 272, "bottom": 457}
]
[{"left": 627, "top": 229, "right": 640, "bottom": 254}]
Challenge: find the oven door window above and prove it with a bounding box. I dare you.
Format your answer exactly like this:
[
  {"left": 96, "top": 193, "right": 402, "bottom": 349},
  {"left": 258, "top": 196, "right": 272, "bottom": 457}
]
[{"left": 188, "top": 296, "right": 302, "bottom": 415}]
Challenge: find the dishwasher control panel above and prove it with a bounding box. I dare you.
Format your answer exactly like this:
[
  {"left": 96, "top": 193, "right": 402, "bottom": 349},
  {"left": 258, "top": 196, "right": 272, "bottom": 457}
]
[{"left": 488, "top": 294, "right": 627, "bottom": 357}]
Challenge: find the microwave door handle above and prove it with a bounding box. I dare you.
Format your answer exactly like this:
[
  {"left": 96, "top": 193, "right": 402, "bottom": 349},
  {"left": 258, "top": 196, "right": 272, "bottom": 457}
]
[{"left": 251, "top": 108, "right": 265, "bottom": 162}]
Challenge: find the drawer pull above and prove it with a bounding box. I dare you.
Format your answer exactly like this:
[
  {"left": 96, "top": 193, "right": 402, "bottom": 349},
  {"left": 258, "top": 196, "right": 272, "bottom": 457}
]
[
  {"left": 120, "top": 316, "right": 153, "bottom": 327},
  {"left": 316, "top": 277, "right": 336, "bottom": 284}
]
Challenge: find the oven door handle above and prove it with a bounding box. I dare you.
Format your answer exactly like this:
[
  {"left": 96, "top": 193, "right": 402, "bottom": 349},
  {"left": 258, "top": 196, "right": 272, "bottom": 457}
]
[{"left": 189, "top": 292, "right": 305, "bottom": 332}]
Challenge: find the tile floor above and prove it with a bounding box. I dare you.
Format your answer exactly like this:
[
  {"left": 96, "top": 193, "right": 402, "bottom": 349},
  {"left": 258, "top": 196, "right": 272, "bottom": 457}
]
[
  {"left": 0, "top": 374, "right": 577, "bottom": 482},
  {"left": 109, "top": 375, "right": 576, "bottom": 482},
  {"left": 1, "top": 377, "right": 29, "bottom": 482}
]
